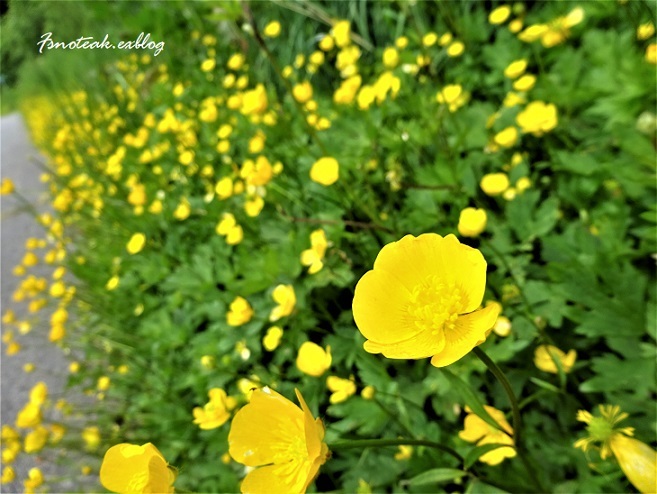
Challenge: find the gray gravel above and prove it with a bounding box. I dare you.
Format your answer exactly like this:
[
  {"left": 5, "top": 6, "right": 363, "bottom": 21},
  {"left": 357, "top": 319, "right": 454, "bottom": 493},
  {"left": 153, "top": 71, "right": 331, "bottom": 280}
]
[{"left": 1, "top": 113, "right": 82, "bottom": 493}]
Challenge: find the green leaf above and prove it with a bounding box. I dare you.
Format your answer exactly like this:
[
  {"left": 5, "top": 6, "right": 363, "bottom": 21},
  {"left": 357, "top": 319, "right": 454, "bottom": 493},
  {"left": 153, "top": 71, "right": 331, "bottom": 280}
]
[
  {"left": 442, "top": 368, "right": 506, "bottom": 433},
  {"left": 464, "top": 443, "right": 515, "bottom": 469},
  {"left": 402, "top": 468, "right": 467, "bottom": 487},
  {"left": 529, "top": 377, "right": 561, "bottom": 393}
]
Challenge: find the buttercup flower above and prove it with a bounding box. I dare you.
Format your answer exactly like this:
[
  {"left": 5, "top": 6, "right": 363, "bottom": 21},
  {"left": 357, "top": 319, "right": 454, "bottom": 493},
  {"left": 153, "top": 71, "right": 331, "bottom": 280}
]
[
  {"left": 301, "top": 229, "right": 328, "bottom": 274},
  {"left": 310, "top": 157, "right": 339, "bottom": 186},
  {"left": 458, "top": 207, "right": 487, "bottom": 237},
  {"left": 293, "top": 81, "right": 313, "bottom": 104},
  {"left": 126, "top": 233, "right": 146, "bottom": 254},
  {"left": 264, "top": 20, "right": 281, "bottom": 38},
  {"left": 480, "top": 173, "right": 510, "bottom": 196},
  {"left": 494, "top": 126, "right": 519, "bottom": 148},
  {"left": 489, "top": 5, "right": 511, "bottom": 25},
  {"left": 100, "top": 442, "right": 176, "bottom": 494},
  {"left": 504, "top": 59, "right": 527, "bottom": 79},
  {"left": 193, "top": 388, "right": 237, "bottom": 430},
  {"left": 517, "top": 101, "right": 558, "bottom": 136},
  {"left": 1, "top": 178, "right": 15, "bottom": 195},
  {"left": 332, "top": 20, "right": 351, "bottom": 48},
  {"left": 534, "top": 345, "right": 577, "bottom": 373},
  {"left": 269, "top": 284, "right": 296, "bottom": 322},
  {"left": 575, "top": 405, "right": 656, "bottom": 493},
  {"left": 297, "top": 341, "right": 332, "bottom": 376},
  {"left": 447, "top": 41, "right": 465, "bottom": 57},
  {"left": 326, "top": 376, "right": 356, "bottom": 404},
  {"left": 241, "top": 84, "right": 268, "bottom": 116},
  {"left": 436, "top": 84, "right": 468, "bottom": 112},
  {"left": 263, "top": 326, "right": 284, "bottom": 351},
  {"left": 227, "top": 296, "right": 254, "bottom": 326},
  {"left": 228, "top": 387, "right": 330, "bottom": 494},
  {"left": 353, "top": 234, "right": 499, "bottom": 367},
  {"left": 459, "top": 405, "right": 516, "bottom": 465}
]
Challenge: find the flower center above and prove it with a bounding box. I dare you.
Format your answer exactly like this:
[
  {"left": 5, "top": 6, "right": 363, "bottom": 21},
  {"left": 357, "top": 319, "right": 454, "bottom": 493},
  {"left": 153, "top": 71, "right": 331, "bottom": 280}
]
[
  {"left": 407, "top": 277, "right": 465, "bottom": 334},
  {"left": 587, "top": 417, "right": 615, "bottom": 442}
]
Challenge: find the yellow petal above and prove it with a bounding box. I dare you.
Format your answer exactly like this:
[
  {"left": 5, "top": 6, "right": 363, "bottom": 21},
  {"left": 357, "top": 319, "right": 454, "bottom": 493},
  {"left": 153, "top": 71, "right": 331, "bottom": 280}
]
[
  {"left": 240, "top": 464, "right": 292, "bottom": 494},
  {"left": 228, "top": 388, "right": 304, "bottom": 467},
  {"left": 295, "top": 389, "right": 324, "bottom": 460},
  {"left": 363, "top": 326, "right": 445, "bottom": 359},
  {"left": 477, "top": 433, "right": 516, "bottom": 465},
  {"left": 610, "top": 434, "right": 657, "bottom": 494},
  {"left": 430, "top": 304, "right": 499, "bottom": 367}
]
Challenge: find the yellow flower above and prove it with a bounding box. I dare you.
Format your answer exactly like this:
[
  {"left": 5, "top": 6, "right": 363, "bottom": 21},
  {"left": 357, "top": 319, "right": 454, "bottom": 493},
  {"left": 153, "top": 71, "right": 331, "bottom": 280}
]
[
  {"left": 382, "top": 47, "right": 399, "bottom": 68},
  {"left": 494, "top": 126, "right": 519, "bottom": 148},
  {"left": 493, "top": 316, "right": 512, "bottom": 337},
  {"left": 97, "top": 376, "right": 111, "bottom": 391},
  {"left": 646, "top": 44, "right": 657, "bottom": 64},
  {"left": 361, "top": 385, "right": 375, "bottom": 400},
  {"left": 216, "top": 213, "right": 244, "bottom": 245},
  {"left": 301, "top": 229, "right": 328, "bottom": 274},
  {"left": 480, "top": 173, "right": 510, "bottom": 196},
  {"left": 173, "top": 197, "right": 191, "bottom": 220},
  {"left": 200, "top": 355, "right": 215, "bottom": 369},
  {"left": 106, "top": 275, "right": 120, "bottom": 291},
  {"left": 297, "top": 342, "right": 332, "bottom": 376},
  {"left": 326, "top": 376, "right": 356, "bottom": 404},
  {"left": 241, "top": 84, "right": 268, "bottom": 116},
  {"left": 100, "top": 443, "right": 176, "bottom": 494},
  {"left": 201, "top": 58, "right": 216, "bottom": 72},
  {"left": 332, "top": 20, "right": 351, "bottom": 48},
  {"left": 227, "top": 296, "right": 254, "bottom": 326},
  {"left": 319, "top": 35, "right": 334, "bottom": 51},
  {"left": 509, "top": 18, "right": 523, "bottom": 33},
  {"left": 489, "top": 5, "right": 511, "bottom": 25},
  {"left": 458, "top": 207, "right": 487, "bottom": 237},
  {"left": 447, "top": 41, "right": 465, "bottom": 57},
  {"left": 439, "top": 32, "right": 453, "bottom": 46},
  {"left": 637, "top": 22, "right": 655, "bottom": 40},
  {"left": 310, "top": 157, "right": 339, "bottom": 186},
  {"left": 293, "top": 81, "right": 313, "bottom": 104},
  {"left": 513, "top": 74, "right": 536, "bottom": 92},
  {"left": 82, "top": 426, "right": 101, "bottom": 450},
  {"left": 518, "top": 24, "right": 549, "bottom": 43},
  {"left": 227, "top": 53, "right": 245, "bottom": 71},
  {"left": 245, "top": 195, "right": 265, "bottom": 217},
  {"left": 503, "top": 92, "right": 526, "bottom": 108},
  {"left": 215, "top": 177, "right": 234, "bottom": 200},
  {"left": 228, "top": 387, "right": 330, "bottom": 494},
  {"left": 263, "top": 326, "right": 284, "bottom": 351},
  {"left": 334, "top": 75, "right": 362, "bottom": 105},
  {"left": 534, "top": 345, "right": 577, "bottom": 373},
  {"left": 394, "top": 445, "right": 413, "bottom": 460},
  {"left": 269, "top": 284, "right": 296, "bottom": 321},
  {"left": 1, "top": 466, "right": 15, "bottom": 484},
  {"left": 264, "top": 20, "right": 281, "bottom": 38},
  {"left": 575, "top": 405, "right": 656, "bottom": 493},
  {"left": 436, "top": 84, "right": 468, "bottom": 112},
  {"left": 353, "top": 234, "right": 499, "bottom": 367},
  {"left": 24, "top": 426, "right": 49, "bottom": 454},
  {"left": 459, "top": 405, "right": 516, "bottom": 465},
  {"left": 504, "top": 59, "right": 527, "bottom": 79},
  {"left": 193, "top": 388, "right": 237, "bottom": 430},
  {"left": 517, "top": 101, "right": 558, "bottom": 136},
  {"left": 16, "top": 403, "right": 41, "bottom": 428},
  {"left": 422, "top": 32, "right": 438, "bottom": 47},
  {"left": 23, "top": 467, "right": 43, "bottom": 490},
  {"left": 395, "top": 36, "right": 409, "bottom": 49},
  {"left": 29, "top": 382, "right": 48, "bottom": 406},
  {"left": 126, "top": 233, "right": 146, "bottom": 255},
  {"left": 0, "top": 178, "right": 14, "bottom": 195}
]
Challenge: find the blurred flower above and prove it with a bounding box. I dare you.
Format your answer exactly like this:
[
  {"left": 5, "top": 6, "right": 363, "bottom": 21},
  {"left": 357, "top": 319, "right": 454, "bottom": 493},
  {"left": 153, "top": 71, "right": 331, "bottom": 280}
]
[
  {"left": 215, "top": 177, "right": 234, "bottom": 200},
  {"left": 458, "top": 207, "right": 487, "bottom": 237},
  {"left": 216, "top": 213, "right": 244, "bottom": 245},
  {"left": 97, "top": 376, "right": 111, "bottom": 391},
  {"left": 1, "top": 466, "right": 15, "bottom": 484},
  {"left": 513, "top": 74, "right": 536, "bottom": 92},
  {"left": 439, "top": 32, "right": 453, "bottom": 46},
  {"left": 447, "top": 41, "right": 465, "bottom": 57},
  {"left": 126, "top": 233, "right": 146, "bottom": 254},
  {"left": 494, "top": 126, "right": 519, "bottom": 148},
  {"left": 24, "top": 426, "right": 49, "bottom": 454},
  {"left": 23, "top": 467, "right": 43, "bottom": 490},
  {"left": 517, "top": 101, "right": 558, "bottom": 136},
  {"left": 1, "top": 178, "right": 15, "bottom": 195},
  {"left": 227, "top": 296, "right": 254, "bottom": 327},
  {"left": 396, "top": 36, "right": 409, "bottom": 49},
  {"left": 29, "top": 382, "right": 48, "bottom": 406},
  {"left": 82, "top": 426, "right": 101, "bottom": 451},
  {"left": 542, "top": 7, "right": 585, "bottom": 47},
  {"left": 382, "top": 47, "right": 399, "bottom": 68},
  {"left": 459, "top": 405, "right": 516, "bottom": 465},
  {"left": 301, "top": 229, "right": 328, "bottom": 274},
  {"left": 297, "top": 342, "right": 332, "bottom": 376},
  {"left": 361, "top": 385, "right": 375, "bottom": 400},
  {"left": 480, "top": 172, "right": 510, "bottom": 196},
  {"left": 334, "top": 75, "right": 362, "bottom": 105},
  {"left": 319, "top": 35, "right": 334, "bottom": 51},
  {"left": 534, "top": 345, "right": 577, "bottom": 373},
  {"left": 263, "top": 326, "right": 284, "bottom": 351},
  {"left": 293, "top": 81, "right": 313, "bottom": 104},
  {"left": 228, "top": 387, "right": 330, "bottom": 493},
  {"left": 575, "top": 405, "right": 656, "bottom": 493},
  {"left": 16, "top": 403, "right": 41, "bottom": 428},
  {"left": 489, "top": 5, "right": 511, "bottom": 25},
  {"left": 436, "top": 84, "right": 468, "bottom": 112},
  {"left": 193, "top": 388, "right": 237, "bottom": 430},
  {"left": 422, "top": 32, "right": 438, "bottom": 47},
  {"left": 493, "top": 316, "right": 512, "bottom": 337},
  {"left": 241, "top": 84, "right": 269, "bottom": 116},
  {"left": 173, "top": 197, "right": 191, "bottom": 220},
  {"left": 263, "top": 20, "right": 281, "bottom": 38},
  {"left": 353, "top": 234, "right": 499, "bottom": 367},
  {"left": 310, "top": 157, "right": 339, "bottom": 186},
  {"left": 394, "top": 445, "right": 413, "bottom": 460},
  {"left": 332, "top": 20, "right": 351, "bottom": 47},
  {"left": 509, "top": 18, "right": 523, "bottom": 33},
  {"left": 201, "top": 58, "right": 216, "bottom": 72},
  {"left": 637, "top": 22, "right": 655, "bottom": 40},
  {"left": 504, "top": 59, "right": 527, "bottom": 79},
  {"left": 100, "top": 443, "right": 176, "bottom": 494},
  {"left": 646, "top": 44, "right": 657, "bottom": 64},
  {"left": 326, "top": 376, "right": 356, "bottom": 404},
  {"left": 227, "top": 53, "right": 245, "bottom": 70},
  {"left": 269, "top": 284, "right": 296, "bottom": 321},
  {"left": 106, "top": 275, "right": 120, "bottom": 291}
]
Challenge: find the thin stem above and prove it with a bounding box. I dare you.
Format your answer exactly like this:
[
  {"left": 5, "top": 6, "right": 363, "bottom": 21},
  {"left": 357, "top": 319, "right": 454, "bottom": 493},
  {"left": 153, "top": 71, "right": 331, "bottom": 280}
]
[
  {"left": 473, "top": 347, "right": 545, "bottom": 492},
  {"left": 329, "top": 438, "right": 463, "bottom": 464}
]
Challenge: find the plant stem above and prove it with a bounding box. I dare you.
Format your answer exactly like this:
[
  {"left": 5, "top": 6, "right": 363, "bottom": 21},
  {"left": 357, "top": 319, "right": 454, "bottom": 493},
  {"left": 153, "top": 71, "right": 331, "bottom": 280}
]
[
  {"left": 329, "top": 438, "right": 463, "bottom": 463},
  {"left": 473, "top": 346, "right": 545, "bottom": 492}
]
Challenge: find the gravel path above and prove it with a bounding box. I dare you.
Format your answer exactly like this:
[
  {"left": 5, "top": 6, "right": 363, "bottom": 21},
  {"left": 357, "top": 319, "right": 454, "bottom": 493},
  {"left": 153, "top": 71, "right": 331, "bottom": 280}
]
[{"left": 1, "top": 113, "right": 76, "bottom": 492}]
